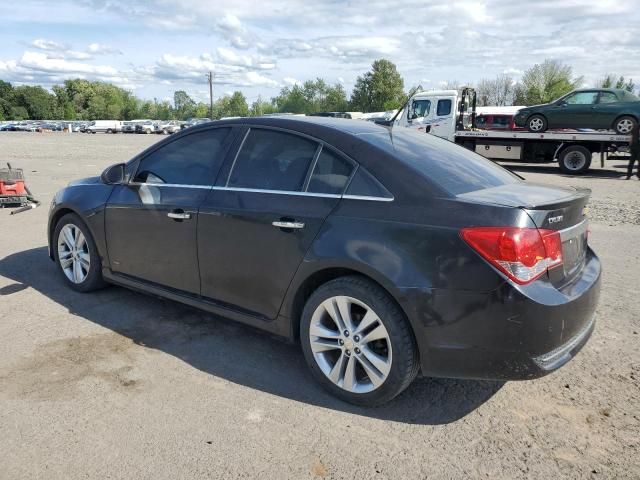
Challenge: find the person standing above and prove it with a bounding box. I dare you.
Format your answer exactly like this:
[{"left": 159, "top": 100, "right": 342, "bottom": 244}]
[{"left": 627, "top": 126, "right": 640, "bottom": 179}]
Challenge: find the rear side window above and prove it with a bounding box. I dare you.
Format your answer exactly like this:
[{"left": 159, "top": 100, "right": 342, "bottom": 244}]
[
  {"left": 437, "top": 99, "right": 452, "bottom": 116},
  {"left": 307, "top": 148, "right": 354, "bottom": 194},
  {"left": 598, "top": 92, "right": 618, "bottom": 104},
  {"left": 345, "top": 167, "right": 393, "bottom": 199},
  {"left": 228, "top": 129, "right": 317, "bottom": 191},
  {"left": 133, "top": 128, "right": 230, "bottom": 185}
]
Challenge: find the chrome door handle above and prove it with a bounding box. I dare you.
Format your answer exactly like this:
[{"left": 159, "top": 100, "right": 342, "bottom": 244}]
[
  {"left": 272, "top": 221, "right": 305, "bottom": 229},
  {"left": 167, "top": 211, "right": 191, "bottom": 220}
]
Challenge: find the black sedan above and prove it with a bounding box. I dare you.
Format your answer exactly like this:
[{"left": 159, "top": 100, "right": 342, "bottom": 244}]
[
  {"left": 48, "top": 117, "right": 600, "bottom": 406},
  {"left": 514, "top": 88, "right": 640, "bottom": 134}
]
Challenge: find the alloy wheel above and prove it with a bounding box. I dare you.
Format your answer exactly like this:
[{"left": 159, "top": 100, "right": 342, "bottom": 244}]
[
  {"left": 57, "top": 224, "right": 90, "bottom": 284},
  {"left": 529, "top": 117, "right": 544, "bottom": 132},
  {"left": 308, "top": 296, "right": 392, "bottom": 394},
  {"left": 616, "top": 118, "right": 634, "bottom": 134}
]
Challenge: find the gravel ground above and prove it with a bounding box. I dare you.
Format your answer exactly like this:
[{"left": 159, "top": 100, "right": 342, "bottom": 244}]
[{"left": 0, "top": 131, "right": 638, "bottom": 479}]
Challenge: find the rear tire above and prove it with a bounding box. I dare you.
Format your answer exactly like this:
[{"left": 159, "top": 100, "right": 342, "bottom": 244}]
[
  {"left": 527, "top": 114, "right": 548, "bottom": 133},
  {"left": 614, "top": 116, "right": 637, "bottom": 135},
  {"left": 558, "top": 145, "right": 592, "bottom": 174},
  {"left": 53, "top": 213, "right": 107, "bottom": 293},
  {"left": 300, "top": 276, "right": 419, "bottom": 406}
]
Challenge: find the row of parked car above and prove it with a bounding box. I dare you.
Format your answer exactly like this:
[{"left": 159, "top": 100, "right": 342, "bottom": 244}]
[
  {"left": 81, "top": 118, "right": 214, "bottom": 134},
  {"left": 0, "top": 121, "right": 90, "bottom": 132},
  {"left": 0, "top": 118, "right": 214, "bottom": 134}
]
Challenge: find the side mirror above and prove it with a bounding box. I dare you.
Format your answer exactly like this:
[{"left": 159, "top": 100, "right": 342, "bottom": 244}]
[
  {"left": 557, "top": 100, "right": 568, "bottom": 107},
  {"left": 101, "top": 163, "right": 125, "bottom": 185}
]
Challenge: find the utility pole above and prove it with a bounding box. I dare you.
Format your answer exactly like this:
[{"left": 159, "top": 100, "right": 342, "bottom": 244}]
[{"left": 206, "top": 71, "right": 214, "bottom": 119}]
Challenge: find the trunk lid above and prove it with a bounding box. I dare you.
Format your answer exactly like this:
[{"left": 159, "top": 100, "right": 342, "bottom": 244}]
[{"left": 458, "top": 182, "right": 590, "bottom": 285}]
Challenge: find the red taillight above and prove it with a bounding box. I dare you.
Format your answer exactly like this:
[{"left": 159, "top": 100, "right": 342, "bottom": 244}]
[{"left": 460, "top": 227, "right": 563, "bottom": 285}]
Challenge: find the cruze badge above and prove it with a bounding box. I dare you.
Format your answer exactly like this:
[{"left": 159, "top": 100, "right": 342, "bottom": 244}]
[{"left": 548, "top": 215, "right": 564, "bottom": 224}]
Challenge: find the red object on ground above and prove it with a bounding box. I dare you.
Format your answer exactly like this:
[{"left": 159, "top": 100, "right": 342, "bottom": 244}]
[{"left": 0, "top": 178, "right": 27, "bottom": 196}]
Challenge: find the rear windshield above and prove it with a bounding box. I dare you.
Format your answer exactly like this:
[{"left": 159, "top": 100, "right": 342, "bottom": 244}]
[{"left": 360, "top": 129, "right": 520, "bottom": 195}]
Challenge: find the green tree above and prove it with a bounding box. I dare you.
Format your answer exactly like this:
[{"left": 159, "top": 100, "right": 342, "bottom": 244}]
[
  {"left": 273, "top": 84, "right": 308, "bottom": 113},
  {"left": 272, "top": 78, "right": 348, "bottom": 114},
  {"left": 350, "top": 59, "right": 405, "bottom": 112},
  {"left": 219, "top": 91, "right": 249, "bottom": 118},
  {"left": 513, "top": 60, "right": 583, "bottom": 105},
  {"left": 249, "top": 95, "right": 278, "bottom": 116},
  {"left": 599, "top": 74, "right": 635, "bottom": 92},
  {"left": 173, "top": 90, "right": 196, "bottom": 120},
  {"left": 12, "top": 85, "right": 58, "bottom": 119}
]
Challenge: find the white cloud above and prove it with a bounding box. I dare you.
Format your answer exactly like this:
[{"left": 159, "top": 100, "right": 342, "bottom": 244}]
[
  {"left": 87, "top": 43, "right": 123, "bottom": 55},
  {"left": 31, "top": 38, "right": 67, "bottom": 51},
  {"left": 283, "top": 77, "right": 301, "bottom": 86}
]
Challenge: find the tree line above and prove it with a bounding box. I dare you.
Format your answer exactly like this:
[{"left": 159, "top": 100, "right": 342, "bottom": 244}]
[{"left": 0, "top": 59, "right": 635, "bottom": 121}]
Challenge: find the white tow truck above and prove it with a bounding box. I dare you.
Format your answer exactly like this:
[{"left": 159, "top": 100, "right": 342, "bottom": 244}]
[{"left": 387, "top": 88, "right": 631, "bottom": 174}]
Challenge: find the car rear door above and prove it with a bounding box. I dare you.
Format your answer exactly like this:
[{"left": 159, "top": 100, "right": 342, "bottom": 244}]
[
  {"left": 105, "top": 127, "right": 235, "bottom": 294},
  {"left": 198, "top": 127, "right": 355, "bottom": 320},
  {"left": 593, "top": 91, "right": 622, "bottom": 129}
]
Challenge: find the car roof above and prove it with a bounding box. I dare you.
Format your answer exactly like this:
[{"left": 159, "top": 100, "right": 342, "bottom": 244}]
[
  {"left": 204, "top": 115, "right": 387, "bottom": 135},
  {"left": 570, "top": 87, "right": 623, "bottom": 94}
]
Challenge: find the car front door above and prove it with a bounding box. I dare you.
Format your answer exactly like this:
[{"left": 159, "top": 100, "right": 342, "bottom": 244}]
[
  {"left": 547, "top": 91, "right": 598, "bottom": 129},
  {"left": 105, "top": 127, "right": 235, "bottom": 294},
  {"left": 198, "top": 127, "right": 355, "bottom": 320}
]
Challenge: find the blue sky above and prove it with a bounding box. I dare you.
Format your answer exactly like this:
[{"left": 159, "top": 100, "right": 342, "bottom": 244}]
[{"left": 1, "top": 0, "right": 639, "bottom": 104}]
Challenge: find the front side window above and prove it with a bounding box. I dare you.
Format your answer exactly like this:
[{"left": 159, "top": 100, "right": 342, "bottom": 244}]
[
  {"left": 410, "top": 100, "right": 431, "bottom": 119},
  {"left": 436, "top": 99, "right": 452, "bottom": 116},
  {"left": 564, "top": 92, "right": 598, "bottom": 105},
  {"left": 228, "top": 129, "right": 318, "bottom": 191},
  {"left": 307, "top": 148, "right": 354, "bottom": 194},
  {"left": 133, "top": 128, "right": 230, "bottom": 185}
]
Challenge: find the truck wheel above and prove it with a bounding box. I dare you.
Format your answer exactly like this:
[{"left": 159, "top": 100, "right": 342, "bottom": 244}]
[
  {"left": 106, "top": 129, "right": 113, "bottom": 134},
  {"left": 614, "top": 116, "right": 637, "bottom": 135},
  {"left": 527, "top": 115, "right": 547, "bottom": 133},
  {"left": 558, "top": 145, "right": 592, "bottom": 174}
]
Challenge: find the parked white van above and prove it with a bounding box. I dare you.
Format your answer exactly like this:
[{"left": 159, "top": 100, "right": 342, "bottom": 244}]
[{"left": 87, "top": 120, "right": 121, "bottom": 134}]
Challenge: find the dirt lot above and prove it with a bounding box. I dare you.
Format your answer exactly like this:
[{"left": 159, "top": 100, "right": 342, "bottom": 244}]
[{"left": 0, "top": 131, "right": 638, "bottom": 479}]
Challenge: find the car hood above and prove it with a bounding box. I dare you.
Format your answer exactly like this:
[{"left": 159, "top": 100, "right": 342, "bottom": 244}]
[{"left": 68, "top": 176, "right": 101, "bottom": 186}]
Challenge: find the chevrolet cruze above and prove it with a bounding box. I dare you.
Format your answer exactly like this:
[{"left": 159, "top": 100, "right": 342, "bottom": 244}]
[{"left": 48, "top": 117, "right": 601, "bottom": 406}]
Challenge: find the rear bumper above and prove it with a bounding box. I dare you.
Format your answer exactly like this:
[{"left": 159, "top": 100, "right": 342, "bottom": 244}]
[{"left": 399, "top": 248, "right": 601, "bottom": 380}]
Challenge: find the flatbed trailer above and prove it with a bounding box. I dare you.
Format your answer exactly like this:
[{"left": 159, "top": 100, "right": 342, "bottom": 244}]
[{"left": 454, "top": 130, "right": 631, "bottom": 174}]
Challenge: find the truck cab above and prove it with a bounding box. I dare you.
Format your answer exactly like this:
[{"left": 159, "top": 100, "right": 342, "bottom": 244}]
[{"left": 393, "top": 90, "right": 461, "bottom": 141}]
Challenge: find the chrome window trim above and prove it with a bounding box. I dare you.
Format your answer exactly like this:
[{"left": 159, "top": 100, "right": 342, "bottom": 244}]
[
  {"left": 124, "top": 182, "right": 393, "bottom": 201},
  {"left": 127, "top": 182, "right": 212, "bottom": 189},
  {"left": 342, "top": 194, "right": 394, "bottom": 202},
  {"left": 211, "top": 186, "right": 341, "bottom": 198}
]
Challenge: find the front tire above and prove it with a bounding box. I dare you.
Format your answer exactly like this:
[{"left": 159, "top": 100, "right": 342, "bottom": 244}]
[
  {"left": 300, "top": 276, "right": 419, "bottom": 406},
  {"left": 53, "top": 213, "right": 107, "bottom": 292},
  {"left": 527, "top": 114, "right": 548, "bottom": 132},
  {"left": 614, "top": 116, "right": 637, "bottom": 135}
]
